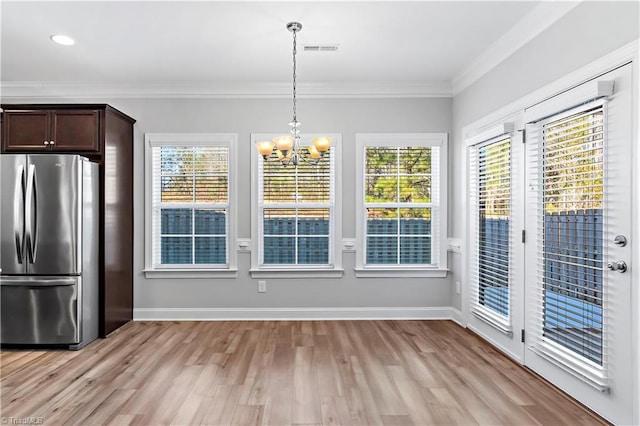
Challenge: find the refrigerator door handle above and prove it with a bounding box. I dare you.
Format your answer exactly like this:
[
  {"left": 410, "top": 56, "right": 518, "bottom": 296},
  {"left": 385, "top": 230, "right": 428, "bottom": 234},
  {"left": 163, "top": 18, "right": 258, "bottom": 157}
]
[
  {"left": 25, "top": 164, "right": 38, "bottom": 263},
  {"left": 14, "top": 164, "right": 25, "bottom": 264}
]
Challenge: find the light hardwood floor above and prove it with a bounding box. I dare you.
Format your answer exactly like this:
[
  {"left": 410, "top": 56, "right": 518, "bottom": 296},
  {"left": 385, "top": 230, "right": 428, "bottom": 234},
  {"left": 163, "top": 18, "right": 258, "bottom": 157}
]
[{"left": 1, "top": 320, "right": 608, "bottom": 425}]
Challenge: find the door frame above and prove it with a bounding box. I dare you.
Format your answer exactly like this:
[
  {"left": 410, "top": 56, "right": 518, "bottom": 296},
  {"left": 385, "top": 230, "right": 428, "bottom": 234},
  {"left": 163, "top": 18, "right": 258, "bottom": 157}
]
[{"left": 459, "top": 39, "right": 639, "bottom": 425}]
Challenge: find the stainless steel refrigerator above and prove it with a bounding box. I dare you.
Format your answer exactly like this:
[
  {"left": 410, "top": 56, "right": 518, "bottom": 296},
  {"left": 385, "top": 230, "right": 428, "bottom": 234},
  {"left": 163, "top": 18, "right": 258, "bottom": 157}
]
[{"left": 0, "top": 154, "right": 99, "bottom": 349}]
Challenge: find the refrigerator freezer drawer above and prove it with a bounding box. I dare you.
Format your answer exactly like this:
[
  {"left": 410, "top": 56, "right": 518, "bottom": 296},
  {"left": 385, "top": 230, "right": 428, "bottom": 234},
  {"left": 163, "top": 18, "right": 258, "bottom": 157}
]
[{"left": 0, "top": 277, "right": 80, "bottom": 344}]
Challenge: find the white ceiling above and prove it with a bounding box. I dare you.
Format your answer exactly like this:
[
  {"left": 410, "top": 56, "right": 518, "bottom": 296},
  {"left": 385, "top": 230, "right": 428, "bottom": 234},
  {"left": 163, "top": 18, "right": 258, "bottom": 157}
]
[{"left": 0, "top": 1, "right": 577, "bottom": 97}]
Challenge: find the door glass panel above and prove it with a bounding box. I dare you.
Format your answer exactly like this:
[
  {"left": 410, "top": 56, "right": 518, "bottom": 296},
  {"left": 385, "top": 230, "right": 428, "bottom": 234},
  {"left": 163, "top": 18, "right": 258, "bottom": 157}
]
[
  {"left": 542, "top": 106, "right": 604, "bottom": 365},
  {"left": 477, "top": 138, "right": 511, "bottom": 318}
]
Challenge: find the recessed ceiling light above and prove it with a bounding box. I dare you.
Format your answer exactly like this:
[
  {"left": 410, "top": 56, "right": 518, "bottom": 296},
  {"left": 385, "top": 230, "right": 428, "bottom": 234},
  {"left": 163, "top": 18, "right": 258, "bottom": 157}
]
[{"left": 50, "top": 34, "right": 75, "bottom": 46}]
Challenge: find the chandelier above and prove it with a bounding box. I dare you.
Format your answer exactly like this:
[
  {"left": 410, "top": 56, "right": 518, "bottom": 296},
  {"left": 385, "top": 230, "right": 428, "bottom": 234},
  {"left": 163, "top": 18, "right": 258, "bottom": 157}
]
[{"left": 255, "top": 22, "right": 332, "bottom": 166}]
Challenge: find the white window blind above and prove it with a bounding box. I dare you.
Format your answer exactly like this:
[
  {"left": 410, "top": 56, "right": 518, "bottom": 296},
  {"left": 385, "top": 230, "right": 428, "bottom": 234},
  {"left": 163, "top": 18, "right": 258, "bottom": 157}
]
[
  {"left": 469, "top": 136, "right": 512, "bottom": 325},
  {"left": 364, "top": 146, "right": 438, "bottom": 265},
  {"left": 528, "top": 100, "right": 606, "bottom": 368},
  {"left": 258, "top": 145, "right": 335, "bottom": 266},
  {"left": 150, "top": 144, "right": 230, "bottom": 267}
]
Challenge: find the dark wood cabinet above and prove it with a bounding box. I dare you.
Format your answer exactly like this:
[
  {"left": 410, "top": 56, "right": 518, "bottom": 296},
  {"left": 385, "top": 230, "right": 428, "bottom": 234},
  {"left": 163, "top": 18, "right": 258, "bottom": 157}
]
[
  {"left": 2, "top": 109, "right": 100, "bottom": 152},
  {"left": 1, "top": 104, "right": 135, "bottom": 337}
]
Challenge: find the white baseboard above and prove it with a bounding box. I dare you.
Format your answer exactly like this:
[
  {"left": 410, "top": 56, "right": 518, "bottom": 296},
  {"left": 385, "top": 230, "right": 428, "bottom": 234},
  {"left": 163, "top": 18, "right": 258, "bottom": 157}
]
[
  {"left": 133, "top": 306, "right": 458, "bottom": 321},
  {"left": 466, "top": 323, "right": 523, "bottom": 364},
  {"left": 450, "top": 308, "right": 464, "bottom": 327}
]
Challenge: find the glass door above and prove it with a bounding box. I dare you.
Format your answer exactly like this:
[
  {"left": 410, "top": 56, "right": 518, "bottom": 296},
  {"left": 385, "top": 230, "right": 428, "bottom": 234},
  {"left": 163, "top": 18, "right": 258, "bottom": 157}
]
[
  {"left": 467, "top": 122, "right": 525, "bottom": 361},
  {"left": 524, "top": 64, "right": 633, "bottom": 425}
]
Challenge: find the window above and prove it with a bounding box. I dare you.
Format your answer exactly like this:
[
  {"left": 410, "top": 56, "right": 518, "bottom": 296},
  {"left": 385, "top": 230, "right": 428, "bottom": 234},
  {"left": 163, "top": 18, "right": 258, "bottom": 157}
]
[
  {"left": 355, "top": 133, "right": 448, "bottom": 277},
  {"left": 251, "top": 133, "right": 342, "bottom": 277},
  {"left": 468, "top": 131, "right": 514, "bottom": 332},
  {"left": 144, "top": 133, "right": 237, "bottom": 278},
  {"left": 536, "top": 103, "right": 606, "bottom": 365}
]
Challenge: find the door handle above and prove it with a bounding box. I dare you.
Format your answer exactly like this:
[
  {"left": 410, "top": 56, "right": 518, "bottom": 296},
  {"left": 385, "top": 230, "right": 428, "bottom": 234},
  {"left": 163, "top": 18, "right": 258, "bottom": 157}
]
[
  {"left": 613, "top": 235, "right": 627, "bottom": 247},
  {"left": 607, "top": 261, "right": 627, "bottom": 273},
  {"left": 14, "top": 165, "right": 25, "bottom": 264},
  {"left": 25, "top": 164, "right": 38, "bottom": 263}
]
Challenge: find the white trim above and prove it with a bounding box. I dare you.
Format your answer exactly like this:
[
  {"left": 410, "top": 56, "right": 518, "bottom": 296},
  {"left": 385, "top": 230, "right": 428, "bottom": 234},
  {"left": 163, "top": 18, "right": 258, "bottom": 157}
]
[
  {"left": 249, "top": 268, "right": 344, "bottom": 279},
  {"left": 0, "top": 80, "right": 453, "bottom": 100},
  {"left": 355, "top": 133, "right": 448, "bottom": 271},
  {"left": 143, "top": 132, "right": 238, "bottom": 274},
  {"left": 452, "top": 1, "right": 580, "bottom": 95},
  {"left": 450, "top": 308, "right": 464, "bottom": 327},
  {"left": 143, "top": 269, "right": 238, "bottom": 279},
  {"left": 630, "top": 40, "right": 640, "bottom": 426},
  {"left": 447, "top": 237, "right": 462, "bottom": 254},
  {"left": 133, "top": 306, "right": 457, "bottom": 321},
  {"left": 467, "top": 322, "right": 523, "bottom": 364},
  {"left": 354, "top": 268, "right": 448, "bottom": 278}
]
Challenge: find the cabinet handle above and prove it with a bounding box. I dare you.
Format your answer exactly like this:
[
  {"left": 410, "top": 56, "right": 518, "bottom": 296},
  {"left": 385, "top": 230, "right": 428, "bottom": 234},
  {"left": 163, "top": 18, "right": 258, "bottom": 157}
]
[
  {"left": 43, "top": 141, "right": 49, "bottom": 145},
  {"left": 50, "top": 141, "right": 55, "bottom": 145}
]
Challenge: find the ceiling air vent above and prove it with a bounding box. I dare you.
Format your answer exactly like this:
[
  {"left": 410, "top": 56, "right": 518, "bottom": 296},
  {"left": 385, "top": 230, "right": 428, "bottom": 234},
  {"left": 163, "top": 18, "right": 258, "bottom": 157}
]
[{"left": 303, "top": 44, "right": 339, "bottom": 52}]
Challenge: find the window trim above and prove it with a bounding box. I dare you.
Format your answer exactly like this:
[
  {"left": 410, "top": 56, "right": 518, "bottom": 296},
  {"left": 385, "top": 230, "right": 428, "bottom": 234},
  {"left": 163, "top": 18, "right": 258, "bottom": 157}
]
[
  {"left": 144, "top": 133, "right": 238, "bottom": 278},
  {"left": 250, "top": 133, "right": 343, "bottom": 278},
  {"left": 355, "top": 133, "right": 448, "bottom": 277}
]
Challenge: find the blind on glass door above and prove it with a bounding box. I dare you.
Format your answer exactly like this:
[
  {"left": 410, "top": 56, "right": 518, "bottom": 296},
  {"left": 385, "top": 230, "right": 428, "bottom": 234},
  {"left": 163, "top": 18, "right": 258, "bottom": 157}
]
[
  {"left": 469, "top": 136, "right": 511, "bottom": 321},
  {"left": 258, "top": 146, "right": 335, "bottom": 266},
  {"left": 152, "top": 145, "right": 230, "bottom": 266},
  {"left": 531, "top": 102, "right": 605, "bottom": 366}
]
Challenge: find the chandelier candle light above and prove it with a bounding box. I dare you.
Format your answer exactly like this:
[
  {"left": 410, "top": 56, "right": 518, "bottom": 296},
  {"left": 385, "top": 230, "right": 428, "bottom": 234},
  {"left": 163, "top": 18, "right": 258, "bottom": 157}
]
[{"left": 255, "top": 22, "right": 332, "bottom": 166}]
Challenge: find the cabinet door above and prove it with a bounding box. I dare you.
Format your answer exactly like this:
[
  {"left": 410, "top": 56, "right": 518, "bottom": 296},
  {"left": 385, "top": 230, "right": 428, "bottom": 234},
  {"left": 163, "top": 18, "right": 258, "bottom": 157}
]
[
  {"left": 1, "top": 111, "right": 50, "bottom": 151},
  {"left": 51, "top": 109, "right": 100, "bottom": 152}
]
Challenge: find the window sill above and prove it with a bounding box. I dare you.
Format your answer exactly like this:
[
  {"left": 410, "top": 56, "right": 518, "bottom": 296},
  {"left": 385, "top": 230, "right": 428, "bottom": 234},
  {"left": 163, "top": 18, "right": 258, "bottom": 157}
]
[
  {"left": 250, "top": 268, "right": 344, "bottom": 279},
  {"left": 354, "top": 267, "right": 448, "bottom": 278},
  {"left": 143, "top": 268, "right": 238, "bottom": 279}
]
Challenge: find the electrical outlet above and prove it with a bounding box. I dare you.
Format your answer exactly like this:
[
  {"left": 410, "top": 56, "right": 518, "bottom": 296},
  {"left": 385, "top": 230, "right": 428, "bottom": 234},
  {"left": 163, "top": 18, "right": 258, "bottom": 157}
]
[
  {"left": 455, "top": 281, "right": 461, "bottom": 295},
  {"left": 258, "top": 280, "right": 267, "bottom": 293}
]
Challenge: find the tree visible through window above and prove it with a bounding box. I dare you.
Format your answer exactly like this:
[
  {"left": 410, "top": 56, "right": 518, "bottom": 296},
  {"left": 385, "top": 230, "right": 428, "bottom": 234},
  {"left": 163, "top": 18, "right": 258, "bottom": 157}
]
[
  {"left": 541, "top": 105, "right": 604, "bottom": 364},
  {"left": 152, "top": 145, "right": 230, "bottom": 266},
  {"left": 364, "top": 146, "right": 436, "bottom": 265}
]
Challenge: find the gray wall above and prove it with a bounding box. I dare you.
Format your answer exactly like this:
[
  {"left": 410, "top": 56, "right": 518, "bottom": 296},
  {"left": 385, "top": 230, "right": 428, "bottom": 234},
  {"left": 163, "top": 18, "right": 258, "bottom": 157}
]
[
  {"left": 113, "top": 97, "right": 454, "bottom": 311},
  {"left": 450, "top": 0, "right": 639, "bottom": 310},
  {"left": 6, "top": 1, "right": 637, "bottom": 315}
]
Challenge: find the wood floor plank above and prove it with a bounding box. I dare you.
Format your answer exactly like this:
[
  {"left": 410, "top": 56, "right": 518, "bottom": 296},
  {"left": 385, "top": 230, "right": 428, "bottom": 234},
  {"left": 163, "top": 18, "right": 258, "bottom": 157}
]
[
  {"left": 380, "top": 414, "right": 414, "bottom": 426},
  {"left": 0, "top": 320, "right": 609, "bottom": 426},
  {"left": 386, "top": 365, "right": 437, "bottom": 426},
  {"left": 292, "top": 346, "right": 322, "bottom": 424}
]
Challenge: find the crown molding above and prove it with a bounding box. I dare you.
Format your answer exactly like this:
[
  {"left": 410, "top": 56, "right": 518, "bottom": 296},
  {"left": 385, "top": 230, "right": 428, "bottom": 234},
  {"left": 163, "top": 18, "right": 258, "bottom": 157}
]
[
  {"left": 452, "top": 1, "right": 581, "bottom": 96},
  {"left": 0, "top": 80, "right": 452, "bottom": 100}
]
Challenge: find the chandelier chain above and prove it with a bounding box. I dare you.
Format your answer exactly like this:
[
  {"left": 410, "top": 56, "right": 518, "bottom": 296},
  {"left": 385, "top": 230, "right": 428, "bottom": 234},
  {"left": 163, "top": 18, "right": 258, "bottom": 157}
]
[{"left": 292, "top": 27, "right": 298, "bottom": 124}]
